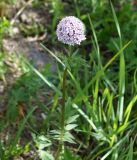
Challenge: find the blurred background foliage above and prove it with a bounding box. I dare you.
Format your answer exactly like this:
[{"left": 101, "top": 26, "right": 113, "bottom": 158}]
[{"left": 0, "top": 0, "right": 137, "bottom": 159}]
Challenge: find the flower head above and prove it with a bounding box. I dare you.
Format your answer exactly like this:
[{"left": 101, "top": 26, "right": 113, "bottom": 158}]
[{"left": 56, "top": 16, "right": 86, "bottom": 45}]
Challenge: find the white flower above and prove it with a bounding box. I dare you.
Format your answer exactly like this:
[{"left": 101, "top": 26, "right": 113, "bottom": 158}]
[{"left": 56, "top": 16, "right": 86, "bottom": 45}]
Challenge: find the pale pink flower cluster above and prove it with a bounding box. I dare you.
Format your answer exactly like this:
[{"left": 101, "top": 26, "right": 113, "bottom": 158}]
[{"left": 56, "top": 16, "right": 86, "bottom": 45}]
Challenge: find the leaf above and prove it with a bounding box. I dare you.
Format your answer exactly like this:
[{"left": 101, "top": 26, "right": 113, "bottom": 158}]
[
  {"left": 124, "top": 95, "right": 137, "bottom": 125},
  {"left": 39, "top": 150, "right": 54, "bottom": 160},
  {"left": 126, "top": 138, "right": 134, "bottom": 160},
  {"left": 65, "top": 124, "right": 78, "bottom": 131},
  {"left": 64, "top": 132, "right": 76, "bottom": 144},
  {"left": 33, "top": 134, "right": 52, "bottom": 150},
  {"left": 38, "top": 137, "right": 51, "bottom": 150},
  {"left": 66, "top": 115, "right": 79, "bottom": 124},
  {"left": 72, "top": 103, "right": 97, "bottom": 131},
  {"left": 64, "top": 148, "right": 81, "bottom": 160}
]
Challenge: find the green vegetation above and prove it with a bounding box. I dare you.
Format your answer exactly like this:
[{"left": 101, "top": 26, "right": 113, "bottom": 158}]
[{"left": 0, "top": 0, "right": 137, "bottom": 159}]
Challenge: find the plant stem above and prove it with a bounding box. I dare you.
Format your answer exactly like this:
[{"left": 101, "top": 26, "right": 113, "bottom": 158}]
[
  {"left": 61, "top": 67, "right": 67, "bottom": 143},
  {"left": 55, "top": 67, "right": 67, "bottom": 160}
]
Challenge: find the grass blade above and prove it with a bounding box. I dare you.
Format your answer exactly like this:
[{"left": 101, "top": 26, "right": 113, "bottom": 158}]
[
  {"left": 126, "top": 139, "right": 134, "bottom": 160},
  {"left": 72, "top": 103, "right": 97, "bottom": 131},
  {"left": 84, "top": 40, "right": 131, "bottom": 93},
  {"left": 110, "top": 1, "right": 125, "bottom": 124},
  {"left": 124, "top": 95, "right": 137, "bottom": 125},
  {"left": 8, "top": 106, "right": 37, "bottom": 156},
  {"left": 101, "top": 131, "right": 130, "bottom": 160},
  {"left": 24, "top": 58, "right": 61, "bottom": 95},
  {"left": 88, "top": 14, "right": 102, "bottom": 69}
]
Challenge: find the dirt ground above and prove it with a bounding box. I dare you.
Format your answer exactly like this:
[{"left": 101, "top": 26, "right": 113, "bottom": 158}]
[{"left": 0, "top": 0, "right": 56, "bottom": 114}]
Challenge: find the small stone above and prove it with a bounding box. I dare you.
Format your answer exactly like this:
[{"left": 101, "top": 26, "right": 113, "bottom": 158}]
[
  {"left": 0, "top": 83, "right": 4, "bottom": 93},
  {"left": 12, "top": 27, "right": 20, "bottom": 34}
]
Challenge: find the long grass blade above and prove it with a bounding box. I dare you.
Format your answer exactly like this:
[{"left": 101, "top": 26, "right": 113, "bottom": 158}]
[
  {"left": 88, "top": 14, "right": 102, "bottom": 69},
  {"left": 72, "top": 103, "right": 97, "bottom": 131},
  {"left": 124, "top": 95, "right": 137, "bottom": 125},
  {"left": 126, "top": 139, "right": 134, "bottom": 160},
  {"left": 88, "top": 14, "right": 116, "bottom": 92},
  {"left": 84, "top": 40, "right": 131, "bottom": 93},
  {"left": 24, "top": 58, "right": 61, "bottom": 95},
  {"left": 101, "top": 131, "right": 130, "bottom": 160},
  {"left": 110, "top": 1, "right": 125, "bottom": 124}
]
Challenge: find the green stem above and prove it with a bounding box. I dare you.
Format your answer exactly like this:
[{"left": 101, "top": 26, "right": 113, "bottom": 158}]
[
  {"left": 61, "top": 67, "right": 67, "bottom": 142},
  {"left": 55, "top": 67, "right": 67, "bottom": 160}
]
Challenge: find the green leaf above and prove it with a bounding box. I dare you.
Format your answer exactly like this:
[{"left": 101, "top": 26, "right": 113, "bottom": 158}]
[
  {"left": 64, "top": 131, "right": 76, "bottom": 144},
  {"left": 65, "top": 124, "right": 78, "bottom": 131},
  {"left": 72, "top": 103, "right": 97, "bottom": 131},
  {"left": 64, "top": 148, "right": 81, "bottom": 160},
  {"left": 66, "top": 115, "right": 79, "bottom": 124},
  {"left": 124, "top": 95, "right": 137, "bottom": 125},
  {"left": 39, "top": 150, "right": 54, "bottom": 160},
  {"left": 126, "top": 138, "right": 134, "bottom": 160}
]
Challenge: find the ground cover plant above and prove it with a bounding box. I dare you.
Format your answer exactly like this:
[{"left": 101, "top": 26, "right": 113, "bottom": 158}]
[{"left": 0, "top": 0, "right": 137, "bottom": 159}]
